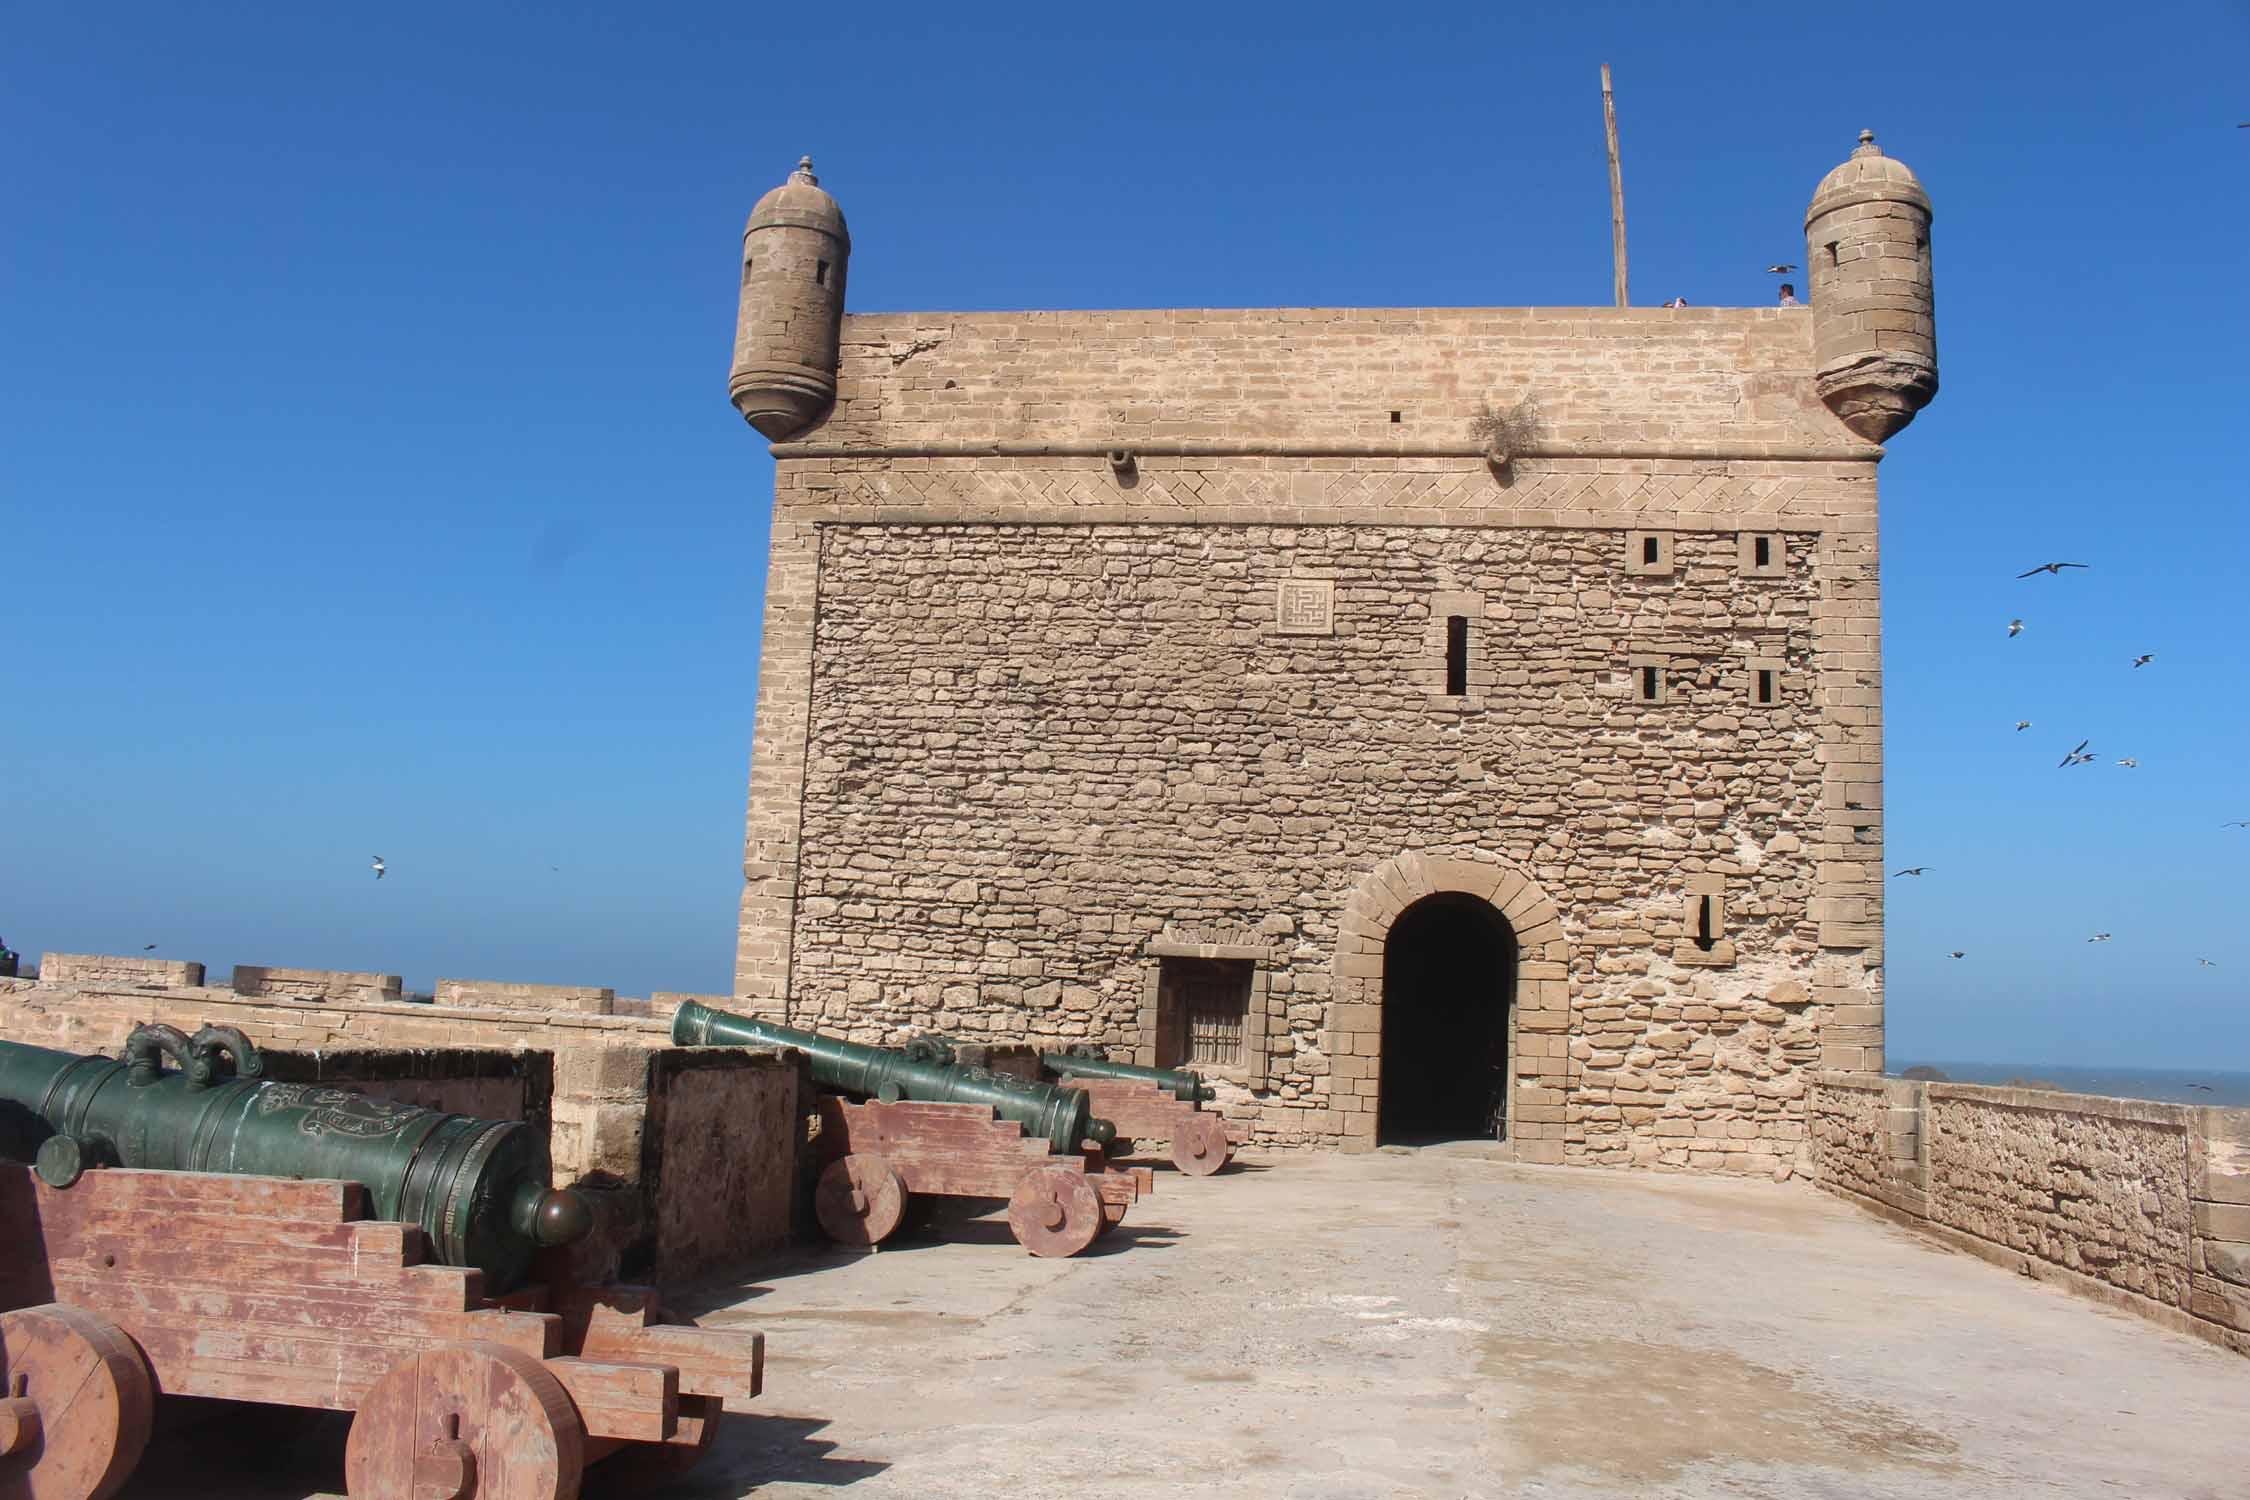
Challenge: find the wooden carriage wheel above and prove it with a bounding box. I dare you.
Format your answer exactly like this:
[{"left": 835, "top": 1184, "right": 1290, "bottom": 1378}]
[
  {"left": 1005, "top": 1165, "right": 1104, "bottom": 1258},
  {"left": 0, "top": 1303, "right": 154, "bottom": 1500},
  {"left": 1170, "top": 1113, "right": 1231, "bottom": 1177},
  {"left": 1093, "top": 1196, "right": 1127, "bottom": 1240},
  {"left": 344, "top": 1341, "right": 586, "bottom": 1500},
  {"left": 814, "top": 1153, "right": 909, "bottom": 1248}
]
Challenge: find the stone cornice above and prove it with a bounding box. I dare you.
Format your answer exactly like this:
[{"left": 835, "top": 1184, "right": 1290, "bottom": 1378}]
[{"left": 772, "top": 438, "right": 1883, "bottom": 464}]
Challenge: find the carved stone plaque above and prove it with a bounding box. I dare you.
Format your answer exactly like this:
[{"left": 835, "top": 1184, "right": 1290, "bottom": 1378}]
[{"left": 1275, "top": 578, "right": 1335, "bottom": 636}]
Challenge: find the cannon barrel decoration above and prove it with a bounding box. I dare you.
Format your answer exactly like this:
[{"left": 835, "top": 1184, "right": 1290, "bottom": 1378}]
[
  {"left": 1039, "top": 1046, "right": 1216, "bottom": 1104},
  {"left": 672, "top": 1000, "right": 1114, "bottom": 1153},
  {"left": 0, "top": 1026, "right": 589, "bottom": 1295}
]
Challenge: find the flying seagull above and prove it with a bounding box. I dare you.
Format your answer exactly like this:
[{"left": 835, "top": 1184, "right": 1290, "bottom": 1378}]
[
  {"left": 2087, "top": 933, "right": 2113, "bottom": 943},
  {"left": 2131, "top": 654, "right": 2155, "bottom": 668},
  {"left": 1948, "top": 951, "right": 1966, "bottom": 959},
  {"left": 2008, "top": 619, "right": 2024, "bottom": 637},
  {"left": 141, "top": 943, "right": 157, "bottom": 951},
  {"left": 2198, "top": 958, "right": 2218, "bottom": 968},
  {"left": 2187, "top": 1082, "right": 2216, "bottom": 1092},
  {"left": 2117, "top": 758, "right": 2139, "bottom": 768},
  {"left": 2016, "top": 562, "right": 2089, "bottom": 578},
  {"left": 2015, "top": 720, "right": 2033, "bottom": 732},
  {"left": 1765, "top": 263, "right": 1796, "bottom": 274},
  {"left": 2059, "top": 739, "right": 2095, "bottom": 767},
  {"left": 371, "top": 855, "right": 386, "bottom": 880},
  {"left": 1891, "top": 867, "right": 1930, "bottom": 877}
]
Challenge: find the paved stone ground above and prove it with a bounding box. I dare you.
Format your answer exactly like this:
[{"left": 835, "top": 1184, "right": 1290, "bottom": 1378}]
[{"left": 120, "top": 1148, "right": 2246, "bottom": 1498}]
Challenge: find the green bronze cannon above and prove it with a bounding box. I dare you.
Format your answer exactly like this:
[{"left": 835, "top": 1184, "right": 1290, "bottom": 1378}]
[
  {"left": 671, "top": 1001, "right": 1114, "bottom": 1154},
  {"left": 0, "top": 1025, "right": 589, "bottom": 1293},
  {"left": 1039, "top": 1046, "right": 1216, "bottom": 1104}
]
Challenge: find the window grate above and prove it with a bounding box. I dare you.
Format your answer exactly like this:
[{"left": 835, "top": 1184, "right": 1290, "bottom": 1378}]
[
  {"left": 1157, "top": 958, "right": 1252, "bottom": 1070},
  {"left": 1184, "top": 976, "right": 1245, "bottom": 1066}
]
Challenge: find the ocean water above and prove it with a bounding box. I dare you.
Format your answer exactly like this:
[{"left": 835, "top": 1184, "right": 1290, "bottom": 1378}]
[{"left": 1888, "top": 1060, "right": 2250, "bottom": 1108}]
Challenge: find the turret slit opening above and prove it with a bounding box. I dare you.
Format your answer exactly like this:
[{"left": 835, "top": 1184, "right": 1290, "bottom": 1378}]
[
  {"left": 1445, "top": 616, "right": 1468, "bottom": 697},
  {"left": 816, "top": 259, "right": 830, "bottom": 286}
]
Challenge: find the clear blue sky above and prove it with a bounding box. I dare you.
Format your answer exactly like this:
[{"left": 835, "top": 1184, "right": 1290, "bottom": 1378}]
[{"left": 3, "top": 4, "right": 2245, "bottom": 1068}]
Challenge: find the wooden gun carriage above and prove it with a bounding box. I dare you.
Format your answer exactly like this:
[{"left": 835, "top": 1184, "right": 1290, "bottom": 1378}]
[
  {"left": 0, "top": 1028, "right": 763, "bottom": 1500},
  {"left": 673, "top": 1003, "right": 1152, "bottom": 1257},
  {"left": 0, "top": 1162, "right": 761, "bottom": 1500}
]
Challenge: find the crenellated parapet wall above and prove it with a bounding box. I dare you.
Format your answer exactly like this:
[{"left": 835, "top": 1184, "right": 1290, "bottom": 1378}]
[{"left": 1811, "top": 1073, "right": 2250, "bottom": 1356}]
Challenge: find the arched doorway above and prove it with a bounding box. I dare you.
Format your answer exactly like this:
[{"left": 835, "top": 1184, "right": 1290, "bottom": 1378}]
[{"left": 1379, "top": 892, "right": 1516, "bottom": 1144}]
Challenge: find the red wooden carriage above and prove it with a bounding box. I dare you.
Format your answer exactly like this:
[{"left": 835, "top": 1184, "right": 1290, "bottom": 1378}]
[
  {"left": 0, "top": 1162, "right": 762, "bottom": 1500},
  {"left": 812, "top": 1097, "right": 1152, "bottom": 1257}
]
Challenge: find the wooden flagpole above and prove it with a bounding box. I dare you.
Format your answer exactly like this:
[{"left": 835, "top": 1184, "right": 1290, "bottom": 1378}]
[{"left": 1602, "top": 64, "right": 1628, "bottom": 307}]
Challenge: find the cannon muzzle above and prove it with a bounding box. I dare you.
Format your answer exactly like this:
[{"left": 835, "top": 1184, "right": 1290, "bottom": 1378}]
[
  {"left": 673, "top": 1001, "right": 1113, "bottom": 1153},
  {"left": 0, "top": 1027, "right": 588, "bottom": 1294},
  {"left": 1041, "top": 1047, "right": 1216, "bottom": 1104}
]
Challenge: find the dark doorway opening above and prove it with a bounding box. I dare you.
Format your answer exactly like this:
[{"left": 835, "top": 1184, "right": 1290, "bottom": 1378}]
[{"left": 1379, "top": 892, "right": 1516, "bottom": 1145}]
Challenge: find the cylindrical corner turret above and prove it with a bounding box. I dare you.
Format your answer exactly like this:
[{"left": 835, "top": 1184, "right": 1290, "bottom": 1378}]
[
  {"left": 730, "top": 156, "right": 850, "bottom": 440},
  {"left": 1805, "top": 130, "right": 1935, "bottom": 442}
]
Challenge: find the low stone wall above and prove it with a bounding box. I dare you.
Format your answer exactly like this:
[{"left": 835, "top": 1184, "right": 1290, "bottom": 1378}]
[
  {"left": 0, "top": 979, "right": 811, "bottom": 1285},
  {"left": 434, "top": 978, "right": 615, "bottom": 1015},
  {"left": 233, "top": 964, "right": 404, "bottom": 1003},
  {"left": 40, "top": 953, "right": 203, "bottom": 988},
  {"left": 0, "top": 978, "right": 663, "bottom": 1068},
  {"left": 1810, "top": 1072, "right": 2250, "bottom": 1355}
]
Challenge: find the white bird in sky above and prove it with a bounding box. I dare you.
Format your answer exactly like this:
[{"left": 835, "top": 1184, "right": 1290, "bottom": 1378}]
[
  {"left": 2087, "top": 933, "right": 2113, "bottom": 943},
  {"left": 2198, "top": 958, "right": 2219, "bottom": 969},
  {"left": 1948, "top": 950, "right": 1966, "bottom": 959},
  {"left": 2008, "top": 619, "right": 2024, "bottom": 637},
  {"left": 2117, "top": 758, "right": 2139, "bottom": 769},
  {"left": 2015, "top": 720, "right": 2033, "bottom": 732},
  {"left": 2131, "top": 654, "right": 2155, "bottom": 669},
  {"left": 2059, "top": 739, "right": 2096, "bottom": 768},
  {"left": 371, "top": 855, "right": 386, "bottom": 881}
]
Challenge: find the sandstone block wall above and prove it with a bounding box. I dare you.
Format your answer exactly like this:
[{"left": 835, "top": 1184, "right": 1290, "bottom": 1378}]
[
  {"left": 40, "top": 953, "right": 203, "bottom": 988},
  {"left": 1810, "top": 1074, "right": 2250, "bottom": 1355},
  {"left": 0, "top": 978, "right": 812, "bottom": 1283},
  {"left": 0, "top": 978, "right": 661, "bottom": 1070},
  {"left": 435, "top": 978, "right": 616, "bottom": 1015},
  {"left": 233, "top": 964, "right": 404, "bottom": 1003},
  {"left": 735, "top": 305, "right": 1885, "bottom": 1165}
]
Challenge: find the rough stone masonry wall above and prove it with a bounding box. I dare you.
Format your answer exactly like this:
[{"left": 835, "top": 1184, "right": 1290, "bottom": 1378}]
[
  {"left": 1810, "top": 1074, "right": 2250, "bottom": 1356},
  {"left": 41, "top": 953, "right": 203, "bottom": 988},
  {"left": 774, "top": 519, "right": 1845, "bottom": 1168},
  {"left": 736, "top": 306, "right": 1889, "bottom": 1165},
  {"left": 232, "top": 964, "right": 403, "bottom": 1003}
]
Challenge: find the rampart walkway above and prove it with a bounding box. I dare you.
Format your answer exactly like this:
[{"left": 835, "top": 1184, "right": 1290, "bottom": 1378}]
[{"left": 119, "top": 1146, "right": 2246, "bottom": 1498}]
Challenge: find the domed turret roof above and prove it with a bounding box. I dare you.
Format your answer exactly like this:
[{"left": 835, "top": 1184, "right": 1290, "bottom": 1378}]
[
  {"left": 747, "top": 156, "right": 850, "bottom": 245},
  {"left": 1806, "top": 131, "right": 1929, "bottom": 226}
]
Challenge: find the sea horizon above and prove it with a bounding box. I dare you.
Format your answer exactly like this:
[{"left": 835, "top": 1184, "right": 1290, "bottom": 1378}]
[{"left": 1887, "top": 1059, "right": 2250, "bottom": 1108}]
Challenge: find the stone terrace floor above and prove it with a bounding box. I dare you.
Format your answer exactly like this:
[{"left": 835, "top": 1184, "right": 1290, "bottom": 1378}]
[{"left": 127, "top": 1148, "right": 2247, "bottom": 1499}]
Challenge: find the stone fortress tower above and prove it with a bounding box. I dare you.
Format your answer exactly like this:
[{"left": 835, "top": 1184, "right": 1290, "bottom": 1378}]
[{"left": 726, "top": 134, "right": 1935, "bottom": 1171}]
